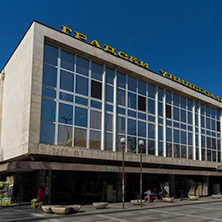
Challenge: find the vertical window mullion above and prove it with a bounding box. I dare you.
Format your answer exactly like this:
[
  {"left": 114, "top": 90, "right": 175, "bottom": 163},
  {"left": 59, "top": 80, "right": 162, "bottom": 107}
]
[
  {"left": 55, "top": 47, "right": 61, "bottom": 145},
  {"left": 113, "top": 69, "right": 117, "bottom": 152},
  {"left": 155, "top": 85, "right": 158, "bottom": 156},
  {"left": 198, "top": 102, "right": 202, "bottom": 161},
  {"left": 192, "top": 100, "right": 196, "bottom": 160},
  {"left": 86, "top": 59, "right": 91, "bottom": 149},
  {"left": 126, "top": 74, "right": 128, "bottom": 153},
  {"left": 163, "top": 88, "right": 166, "bottom": 157},
  {"left": 101, "top": 64, "right": 106, "bottom": 151}
]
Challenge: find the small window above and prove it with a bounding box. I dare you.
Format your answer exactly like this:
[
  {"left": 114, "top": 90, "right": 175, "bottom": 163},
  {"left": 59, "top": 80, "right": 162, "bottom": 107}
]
[
  {"left": 91, "top": 80, "right": 102, "bottom": 99},
  {"left": 166, "top": 105, "right": 172, "bottom": 118},
  {"left": 138, "top": 95, "right": 146, "bottom": 111}
]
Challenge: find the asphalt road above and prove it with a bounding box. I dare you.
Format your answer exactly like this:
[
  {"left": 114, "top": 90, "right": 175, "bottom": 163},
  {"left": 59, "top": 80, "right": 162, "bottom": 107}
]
[{"left": 1, "top": 200, "right": 222, "bottom": 222}]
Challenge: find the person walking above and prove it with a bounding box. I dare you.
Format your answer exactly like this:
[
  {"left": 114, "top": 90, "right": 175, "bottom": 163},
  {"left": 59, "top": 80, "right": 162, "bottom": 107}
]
[{"left": 37, "top": 185, "right": 45, "bottom": 207}]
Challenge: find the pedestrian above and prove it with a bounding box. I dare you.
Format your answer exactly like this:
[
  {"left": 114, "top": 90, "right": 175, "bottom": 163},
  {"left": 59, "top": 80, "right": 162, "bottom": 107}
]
[
  {"left": 37, "top": 185, "right": 45, "bottom": 207},
  {"left": 144, "top": 188, "right": 152, "bottom": 203}
]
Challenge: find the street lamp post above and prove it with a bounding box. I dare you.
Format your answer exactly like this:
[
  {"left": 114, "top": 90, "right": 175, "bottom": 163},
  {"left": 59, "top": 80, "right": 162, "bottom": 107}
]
[
  {"left": 139, "top": 140, "right": 144, "bottom": 207},
  {"left": 120, "top": 137, "right": 126, "bottom": 209}
]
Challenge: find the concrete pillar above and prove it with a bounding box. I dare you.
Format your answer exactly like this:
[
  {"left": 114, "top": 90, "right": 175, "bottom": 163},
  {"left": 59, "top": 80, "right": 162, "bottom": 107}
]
[{"left": 168, "top": 174, "right": 175, "bottom": 197}]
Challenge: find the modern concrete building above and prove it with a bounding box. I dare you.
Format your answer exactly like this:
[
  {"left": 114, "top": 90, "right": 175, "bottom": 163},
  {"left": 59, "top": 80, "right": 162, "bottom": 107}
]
[{"left": 1, "top": 21, "right": 222, "bottom": 203}]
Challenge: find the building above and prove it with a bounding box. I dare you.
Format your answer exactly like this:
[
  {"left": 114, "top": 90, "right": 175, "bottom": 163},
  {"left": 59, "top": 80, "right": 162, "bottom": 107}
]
[{"left": 0, "top": 21, "right": 222, "bottom": 203}]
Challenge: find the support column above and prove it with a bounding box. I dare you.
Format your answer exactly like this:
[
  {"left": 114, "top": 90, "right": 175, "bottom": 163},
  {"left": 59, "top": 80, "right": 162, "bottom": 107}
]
[{"left": 168, "top": 174, "right": 175, "bottom": 197}]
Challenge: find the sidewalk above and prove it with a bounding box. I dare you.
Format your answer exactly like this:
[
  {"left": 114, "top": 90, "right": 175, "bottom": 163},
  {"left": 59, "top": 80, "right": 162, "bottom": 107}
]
[{"left": 4, "top": 196, "right": 222, "bottom": 218}]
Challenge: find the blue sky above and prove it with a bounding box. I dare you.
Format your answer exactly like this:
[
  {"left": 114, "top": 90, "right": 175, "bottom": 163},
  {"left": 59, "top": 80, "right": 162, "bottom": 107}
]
[{"left": 1, "top": 0, "right": 222, "bottom": 97}]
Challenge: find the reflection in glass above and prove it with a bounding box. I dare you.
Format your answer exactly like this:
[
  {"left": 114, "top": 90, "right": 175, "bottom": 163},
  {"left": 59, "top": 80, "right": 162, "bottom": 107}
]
[
  {"left": 58, "top": 125, "right": 72, "bottom": 146},
  {"left": 148, "top": 99, "right": 155, "bottom": 114},
  {"left": 166, "top": 143, "right": 172, "bottom": 157},
  {"left": 181, "top": 145, "right": 187, "bottom": 158},
  {"left": 158, "top": 126, "right": 163, "bottom": 140},
  {"left": 181, "top": 131, "right": 186, "bottom": 144},
  {"left": 138, "top": 80, "right": 146, "bottom": 95},
  {"left": 76, "top": 75, "right": 88, "bottom": 96},
  {"left": 41, "top": 98, "right": 56, "bottom": 122},
  {"left": 43, "top": 64, "right": 57, "bottom": 87},
  {"left": 173, "top": 107, "right": 179, "bottom": 121},
  {"left": 75, "top": 106, "right": 88, "bottom": 127},
  {"left": 43, "top": 44, "right": 58, "bottom": 66},
  {"left": 117, "top": 116, "right": 125, "bottom": 134},
  {"left": 90, "top": 110, "right": 101, "bottom": 129},
  {"left": 207, "top": 149, "right": 211, "bottom": 161},
  {"left": 173, "top": 94, "right": 179, "bottom": 106},
  {"left": 148, "top": 140, "right": 155, "bottom": 155},
  {"left": 106, "top": 85, "right": 113, "bottom": 103},
  {"left": 106, "top": 68, "right": 114, "bottom": 84},
  {"left": 128, "top": 76, "right": 137, "bottom": 92},
  {"left": 128, "top": 119, "right": 136, "bottom": 135},
  {"left": 166, "top": 127, "right": 172, "bottom": 142},
  {"left": 117, "top": 89, "right": 126, "bottom": 106},
  {"left": 187, "top": 100, "right": 193, "bottom": 110},
  {"left": 148, "top": 84, "right": 155, "bottom": 98},
  {"left": 180, "top": 97, "right": 186, "bottom": 109},
  {"left": 174, "top": 129, "right": 179, "bottom": 143},
  {"left": 158, "top": 141, "right": 163, "bottom": 156},
  {"left": 60, "top": 70, "right": 74, "bottom": 92},
  {"left": 166, "top": 91, "right": 171, "bottom": 104},
  {"left": 61, "top": 50, "right": 74, "bottom": 71},
  {"left": 158, "top": 102, "right": 163, "bottom": 116},
  {"left": 42, "top": 87, "right": 56, "bottom": 98},
  {"left": 128, "top": 136, "right": 136, "bottom": 153},
  {"left": 74, "top": 127, "right": 87, "bottom": 147},
  {"left": 174, "top": 144, "right": 180, "bottom": 158},
  {"left": 40, "top": 121, "right": 55, "bottom": 144},
  {"left": 105, "top": 133, "right": 113, "bottom": 151},
  {"left": 76, "top": 56, "right": 89, "bottom": 76},
  {"left": 59, "top": 103, "right": 73, "bottom": 124},
  {"left": 117, "top": 72, "right": 126, "bottom": 88},
  {"left": 90, "top": 130, "right": 101, "bottom": 149},
  {"left": 138, "top": 121, "right": 146, "bottom": 137},
  {"left": 75, "top": 96, "right": 88, "bottom": 106},
  {"left": 188, "top": 146, "right": 193, "bottom": 159},
  {"left": 105, "top": 113, "right": 113, "bottom": 132},
  {"left": 148, "top": 123, "right": 155, "bottom": 139},
  {"left": 158, "top": 88, "right": 163, "bottom": 101},
  {"left": 128, "top": 92, "right": 136, "bottom": 109},
  {"left": 202, "top": 148, "right": 206, "bottom": 161},
  {"left": 181, "top": 110, "right": 186, "bottom": 123},
  {"left": 59, "top": 92, "right": 73, "bottom": 102},
  {"left": 91, "top": 100, "right": 102, "bottom": 109}
]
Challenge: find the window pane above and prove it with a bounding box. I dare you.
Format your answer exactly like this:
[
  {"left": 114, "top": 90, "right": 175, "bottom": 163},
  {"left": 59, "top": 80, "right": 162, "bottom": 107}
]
[
  {"left": 76, "top": 75, "right": 88, "bottom": 96},
  {"left": 91, "top": 80, "right": 102, "bottom": 99},
  {"left": 128, "top": 92, "right": 136, "bottom": 109},
  {"left": 138, "top": 121, "right": 146, "bottom": 137},
  {"left": 188, "top": 112, "right": 193, "bottom": 124},
  {"left": 106, "top": 68, "right": 114, "bottom": 84},
  {"left": 181, "top": 145, "right": 187, "bottom": 158},
  {"left": 42, "top": 87, "right": 56, "bottom": 98},
  {"left": 173, "top": 107, "right": 179, "bottom": 121},
  {"left": 40, "top": 121, "right": 55, "bottom": 144},
  {"left": 128, "top": 119, "right": 136, "bottom": 135},
  {"left": 117, "top": 116, "right": 125, "bottom": 133},
  {"left": 181, "top": 110, "right": 186, "bottom": 123},
  {"left": 60, "top": 70, "right": 74, "bottom": 92},
  {"left": 158, "top": 102, "right": 163, "bottom": 116},
  {"left": 75, "top": 106, "right": 88, "bottom": 127},
  {"left": 105, "top": 113, "right": 113, "bottom": 132},
  {"left": 91, "top": 100, "right": 102, "bottom": 109},
  {"left": 90, "top": 130, "right": 101, "bottom": 149},
  {"left": 59, "top": 92, "right": 73, "bottom": 102},
  {"left": 106, "top": 85, "right": 113, "bottom": 103},
  {"left": 167, "top": 127, "right": 172, "bottom": 141},
  {"left": 76, "top": 56, "right": 89, "bottom": 76},
  {"left": 181, "top": 131, "right": 186, "bottom": 144},
  {"left": 117, "top": 72, "right": 126, "bottom": 88},
  {"left": 166, "top": 91, "right": 171, "bottom": 104},
  {"left": 148, "top": 140, "right": 155, "bottom": 155},
  {"left": 148, "top": 99, "right": 155, "bottom": 114},
  {"left": 41, "top": 98, "right": 56, "bottom": 122},
  {"left": 74, "top": 127, "right": 87, "bottom": 147},
  {"left": 174, "top": 129, "right": 179, "bottom": 143},
  {"left": 148, "top": 123, "right": 155, "bottom": 139},
  {"left": 128, "top": 136, "right": 136, "bottom": 153},
  {"left": 158, "top": 141, "right": 163, "bottom": 156},
  {"left": 138, "top": 95, "right": 146, "bottom": 111},
  {"left": 166, "top": 143, "right": 172, "bottom": 157},
  {"left": 148, "top": 84, "right": 155, "bottom": 98},
  {"left": 75, "top": 96, "right": 88, "bottom": 106},
  {"left": 91, "top": 62, "right": 103, "bottom": 81},
  {"left": 138, "top": 80, "right": 146, "bottom": 95},
  {"left": 173, "top": 94, "right": 179, "bottom": 106},
  {"left": 105, "top": 133, "right": 113, "bottom": 151},
  {"left": 90, "top": 110, "right": 101, "bottom": 129},
  {"left": 59, "top": 103, "right": 73, "bottom": 124},
  {"left": 43, "top": 44, "right": 58, "bottom": 66},
  {"left": 174, "top": 144, "right": 180, "bottom": 158},
  {"left": 128, "top": 76, "right": 137, "bottom": 92},
  {"left": 43, "top": 64, "right": 57, "bottom": 87},
  {"left": 158, "top": 125, "right": 163, "bottom": 140},
  {"left": 188, "top": 100, "right": 193, "bottom": 111},
  {"left": 58, "top": 125, "right": 72, "bottom": 146},
  {"left": 158, "top": 88, "right": 163, "bottom": 101},
  {"left": 180, "top": 97, "right": 186, "bottom": 109},
  {"left": 117, "top": 89, "right": 125, "bottom": 106},
  {"left": 128, "top": 110, "right": 136, "bottom": 117},
  {"left": 61, "top": 50, "right": 74, "bottom": 71}
]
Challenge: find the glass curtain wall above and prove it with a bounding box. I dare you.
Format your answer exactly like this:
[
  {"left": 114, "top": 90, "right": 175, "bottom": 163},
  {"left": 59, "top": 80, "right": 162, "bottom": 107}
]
[{"left": 40, "top": 43, "right": 221, "bottom": 162}]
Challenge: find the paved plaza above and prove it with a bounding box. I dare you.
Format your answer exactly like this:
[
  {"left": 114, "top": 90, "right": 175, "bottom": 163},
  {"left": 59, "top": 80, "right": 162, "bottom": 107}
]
[{"left": 1, "top": 197, "right": 222, "bottom": 222}]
